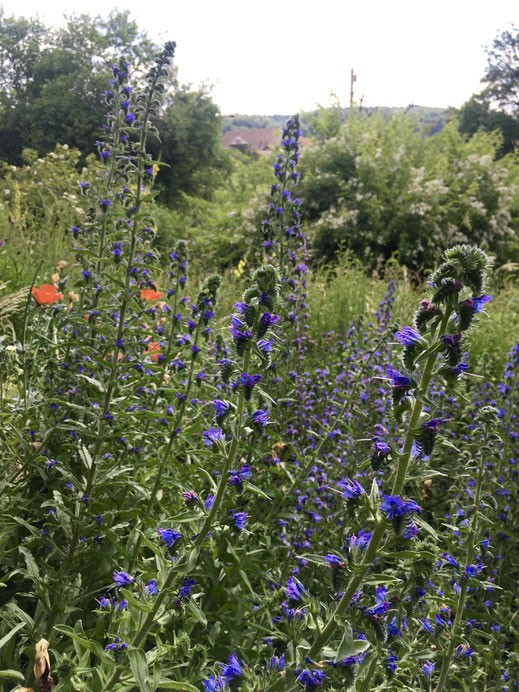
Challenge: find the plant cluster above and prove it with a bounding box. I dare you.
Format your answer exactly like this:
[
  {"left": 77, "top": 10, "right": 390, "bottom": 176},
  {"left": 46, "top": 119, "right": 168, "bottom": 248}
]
[{"left": 0, "top": 43, "right": 517, "bottom": 692}]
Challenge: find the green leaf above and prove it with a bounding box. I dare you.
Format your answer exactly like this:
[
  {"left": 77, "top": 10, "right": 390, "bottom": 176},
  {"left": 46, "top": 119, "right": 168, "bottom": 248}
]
[
  {"left": 0, "top": 622, "right": 25, "bottom": 650},
  {"left": 369, "top": 478, "right": 379, "bottom": 507},
  {"left": 76, "top": 374, "right": 105, "bottom": 392},
  {"left": 186, "top": 598, "right": 207, "bottom": 625},
  {"left": 120, "top": 588, "right": 153, "bottom": 613},
  {"left": 414, "top": 515, "right": 439, "bottom": 540},
  {"left": 354, "top": 640, "right": 371, "bottom": 654},
  {"left": 128, "top": 648, "right": 151, "bottom": 692},
  {"left": 155, "top": 680, "right": 199, "bottom": 691},
  {"left": 0, "top": 669, "right": 24, "bottom": 681},
  {"left": 245, "top": 482, "right": 270, "bottom": 499},
  {"left": 79, "top": 444, "right": 92, "bottom": 469},
  {"left": 335, "top": 623, "right": 354, "bottom": 661},
  {"left": 53, "top": 625, "right": 106, "bottom": 659},
  {"left": 19, "top": 546, "right": 39, "bottom": 580}
]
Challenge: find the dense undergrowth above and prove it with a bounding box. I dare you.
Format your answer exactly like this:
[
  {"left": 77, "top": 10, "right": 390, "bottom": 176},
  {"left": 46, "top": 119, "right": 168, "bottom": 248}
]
[{"left": 0, "top": 45, "right": 518, "bottom": 692}]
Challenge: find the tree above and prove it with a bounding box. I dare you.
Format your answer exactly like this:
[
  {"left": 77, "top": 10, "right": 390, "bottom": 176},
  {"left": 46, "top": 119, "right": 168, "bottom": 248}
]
[
  {"left": 0, "top": 10, "right": 157, "bottom": 162},
  {"left": 150, "top": 84, "right": 230, "bottom": 205},
  {"left": 482, "top": 25, "right": 519, "bottom": 115},
  {"left": 458, "top": 95, "right": 519, "bottom": 156}
]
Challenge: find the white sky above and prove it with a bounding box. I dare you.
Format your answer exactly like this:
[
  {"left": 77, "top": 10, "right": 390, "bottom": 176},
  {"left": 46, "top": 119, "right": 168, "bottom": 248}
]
[{"left": 2, "top": 0, "right": 518, "bottom": 114}]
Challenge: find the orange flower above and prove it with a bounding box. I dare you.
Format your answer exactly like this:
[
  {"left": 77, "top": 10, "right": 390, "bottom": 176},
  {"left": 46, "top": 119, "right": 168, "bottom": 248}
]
[
  {"left": 143, "top": 342, "right": 161, "bottom": 361},
  {"left": 140, "top": 287, "right": 163, "bottom": 301},
  {"left": 32, "top": 284, "right": 63, "bottom": 305}
]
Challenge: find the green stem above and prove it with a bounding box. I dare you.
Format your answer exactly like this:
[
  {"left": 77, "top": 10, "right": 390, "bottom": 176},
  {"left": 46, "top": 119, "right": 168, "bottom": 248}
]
[
  {"left": 193, "top": 347, "right": 251, "bottom": 548},
  {"left": 356, "top": 651, "right": 380, "bottom": 692}
]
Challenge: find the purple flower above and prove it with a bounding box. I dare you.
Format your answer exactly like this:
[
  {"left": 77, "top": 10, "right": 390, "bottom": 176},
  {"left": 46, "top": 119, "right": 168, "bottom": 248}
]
[
  {"left": 146, "top": 580, "right": 158, "bottom": 595},
  {"left": 422, "top": 661, "right": 435, "bottom": 679},
  {"left": 213, "top": 399, "right": 231, "bottom": 419},
  {"left": 373, "top": 436, "right": 391, "bottom": 455},
  {"left": 285, "top": 575, "right": 306, "bottom": 601},
  {"left": 395, "top": 327, "right": 422, "bottom": 346},
  {"left": 230, "top": 510, "right": 248, "bottom": 531},
  {"left": 236, "top": 372, "right": 263, "bottom": 396},
  {"left": 387, "top": 367, "right": 413, "bottom": 388},
  {"left": 113, "top": 571, "right": 132, "bottom": 588},
  {"left": 205, "top": 494, "right": 215, "bottom": 510},
  {"left": 156, "top": 528, "right": 181, "bottom": 548},
  {"left": 269, "top": 654, "right": 285, "bottom": 670},
  {"left": 365, "top": 601, "right": 391, "bottom": 617},
  {"left": 260, "top": 313, "right": 280, "bottom": 326},
  {"left": 296, "top": 669, "right": 327, "bottom": 688},
  {"left": 257, "top": 338, "right": 274, "bottom": 352},
  {"left": 380, "top": 495, "right": 421, "bottom": 519},
  {"left": 222, "top": 651, "right": 243, "bottom": 681},
  {"left": 465, "top": 294, "right": 492, "bottom": 313},
  {"left": 230, "top": 327, "right": 253, "bottom": 343},
  {"left": 250, "top": 409, "right": 269, "bottom": 426},
  {"left": 337, "top": 478, "right": 364, "bottom": 501},
  {"left": 179, "top": 577, "right": 196, "bottom": 600},
  {"left": 202, "top": 674, "right": 226, "bottom": 691},
  {"left": 203, "top": 427, "right": 226, "bottom": 446},
  {"left": 228, "top": 465, "right": 252, "bottom": 487}
]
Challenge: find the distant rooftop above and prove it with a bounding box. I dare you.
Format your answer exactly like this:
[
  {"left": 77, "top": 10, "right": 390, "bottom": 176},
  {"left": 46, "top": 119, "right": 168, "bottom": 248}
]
[{"left": 222, "top": 127, "right": 309, "bottom": 155}]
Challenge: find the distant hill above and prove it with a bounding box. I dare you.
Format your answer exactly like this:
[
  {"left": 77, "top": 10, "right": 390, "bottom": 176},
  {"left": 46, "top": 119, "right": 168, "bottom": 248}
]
[{"left": 222, "top": 107, "right": 450, "bottom": 137}]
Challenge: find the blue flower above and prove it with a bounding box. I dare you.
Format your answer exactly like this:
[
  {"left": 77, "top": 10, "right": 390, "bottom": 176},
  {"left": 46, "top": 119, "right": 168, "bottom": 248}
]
[
  {"left": 237, "top": 372, "right": 263, "bottom": 389},
  {"left": 395, "top": 327, "right": 422, "bottom": 346},
  {"left": 423, "top": 661, "right": 435, "bottom": 679},
  {"left": 296, "top": 668, "right": 327, "bottom": 688},
  {"left": 365, "top": 601, "right": 391, "bottom": 617},
  {"left": 146, "top": 580, "right": 158, "bottom": 595},
  {"left": 269, "top": 654, "right": 285, "bottom": 670},
  {"left": 337, "top": 478, "right": 364, "bottom": 502},
  {"left": 250, "top": 409, "right": 269, "bottom": 426},
  {"left": 222, "top": 651, "right": 243, "bottom": 681},
  {"left": 257, "top": 338, "right": 274, "bottom": 352},
  {"left": 156, "top": 528, "right": 181, "bottom": 548},
  {"left": 380, "top": 495, "right": 421, "bottom": 519},
  {"left": 260, "top": 312, "right": 280, "bottom": 326},
  {"left": 387, "top": 367, "right": 413, "bottom": 389},
  {"left": 213, "top": 400, "right": 231, "bottom": 419},
  {"left": 465, "top": 294, "right": 492, "bottom": 313},
  {"left": 113, "top": 571, "right": 132, "bottom": 587},
  {"left": 202, "top": 674, "right": 226, "bottom": 691},
  {"left": 203, "top": 427, "right": 226, "bottom": 446},
  {"left": 230, "top": 510, "right": 248, "bottom": 531},
  {"left": 285, "top": 575, "right": 306, "bottom": 601},
  {"left": 228, "top": 465, "right": 252, "bottom": 487}
]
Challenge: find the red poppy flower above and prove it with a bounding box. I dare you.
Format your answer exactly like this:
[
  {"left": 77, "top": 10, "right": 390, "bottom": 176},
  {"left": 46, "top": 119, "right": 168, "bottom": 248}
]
[
  {"left": 32, "top": 284, "right": 63, "bottom": 305},
  {"left": 143, "top": 342, "right": 161, "bottom": 361},
  {"left": 140, "top": 288, "right": 163, "bottom": 301}
]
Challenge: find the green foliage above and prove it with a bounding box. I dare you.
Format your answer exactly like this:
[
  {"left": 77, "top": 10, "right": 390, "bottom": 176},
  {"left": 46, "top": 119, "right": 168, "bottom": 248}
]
[
  {"left": 457, "top": 94, "right": 519, "bottom": 157},
  {"left": 151, "top": 84, "right": 229, "bottom": 204},
  {"left": 153, "top": 149, "right": 272, "bottom": 268},
  {"left": 301, "top": 110, "right": 519, "bottom": 272},
  {"left": 0, "top": 144, "right": 100, "bottom": 290},
  {"left": 0, "top": 10, "right": 156, "bottom": 162},
  {"left": 482, "top": 24, "right": 519, "bottom": 115}
]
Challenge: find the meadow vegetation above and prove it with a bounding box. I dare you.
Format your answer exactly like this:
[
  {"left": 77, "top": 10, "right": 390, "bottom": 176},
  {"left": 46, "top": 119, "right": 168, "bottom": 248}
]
[{"left": 0, "top": 19, "right": 518, "bottom": 692}]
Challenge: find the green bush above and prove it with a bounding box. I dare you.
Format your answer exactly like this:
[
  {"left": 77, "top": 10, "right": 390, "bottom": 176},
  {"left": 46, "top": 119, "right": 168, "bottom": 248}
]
[{"left": 301, "top": 111, "right": 519, "bottom": 273}]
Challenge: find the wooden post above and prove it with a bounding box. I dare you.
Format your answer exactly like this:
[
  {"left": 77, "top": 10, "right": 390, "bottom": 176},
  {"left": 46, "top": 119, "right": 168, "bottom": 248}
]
[{"left": 350, "top": 68, "right": 357, "bottom": 110}]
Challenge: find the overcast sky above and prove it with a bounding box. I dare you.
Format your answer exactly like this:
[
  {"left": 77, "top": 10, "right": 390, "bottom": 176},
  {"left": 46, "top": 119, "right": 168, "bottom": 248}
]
[{"left": 2, "top": 0, "right": 519, "bottom": 114}]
